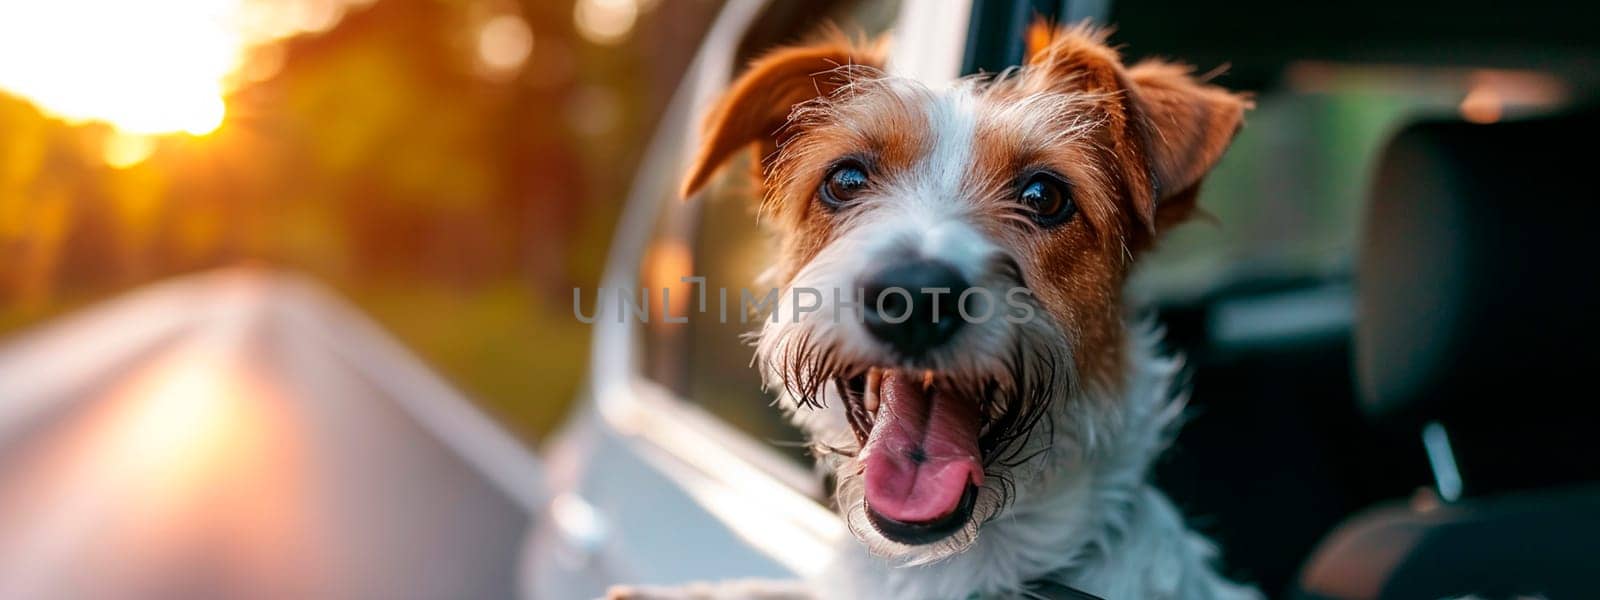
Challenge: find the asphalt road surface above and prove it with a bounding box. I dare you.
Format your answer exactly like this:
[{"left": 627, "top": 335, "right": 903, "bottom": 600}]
[{"left": 0, "top": 270, "right": 545, "bottom": 599}]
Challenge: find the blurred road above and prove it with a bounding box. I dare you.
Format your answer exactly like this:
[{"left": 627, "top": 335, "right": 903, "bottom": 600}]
[{"left": 0, "top": 270, "right": 544, "bottom": 599}]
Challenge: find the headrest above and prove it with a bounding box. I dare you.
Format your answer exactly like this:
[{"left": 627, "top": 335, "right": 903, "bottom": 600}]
[{"left": 1357, "top": 108, "right": 1600, "bottom": 430}]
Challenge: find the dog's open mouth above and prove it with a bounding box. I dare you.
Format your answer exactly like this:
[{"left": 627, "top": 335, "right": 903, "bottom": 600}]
[{"left": 837, "top": 368, "right": 992, "bottom": 545}]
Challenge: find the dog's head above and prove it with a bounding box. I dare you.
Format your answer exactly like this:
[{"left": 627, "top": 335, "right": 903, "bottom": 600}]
[{"left": 682, "top": 25, "right": 1247, "bottom": 563}]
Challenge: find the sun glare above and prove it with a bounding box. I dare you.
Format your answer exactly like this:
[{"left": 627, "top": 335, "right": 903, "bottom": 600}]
[
  {"left": 476, "top": 14, "right": 534, "bottom": 77},
  {"left": 0, "top": 1, "right": 241, "bottom": 136},
  {"left": 574, "top": 0, "right": 639, "bottom": 46},
  {"left": 102, "top": 132, "right": 160, "bottom": 170},
  {"left": 0, "top": 0, "right": 368, "bottom": 163}
]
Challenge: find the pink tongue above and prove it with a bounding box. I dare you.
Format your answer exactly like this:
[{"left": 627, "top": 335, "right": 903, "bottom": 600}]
[{"left": 862, "top": 371, "right": 984, "bottom": 524}]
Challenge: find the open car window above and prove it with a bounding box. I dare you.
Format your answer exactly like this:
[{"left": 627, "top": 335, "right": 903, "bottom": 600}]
[{"left": 636, "top": 0, "right": 903, "bottom": 466}]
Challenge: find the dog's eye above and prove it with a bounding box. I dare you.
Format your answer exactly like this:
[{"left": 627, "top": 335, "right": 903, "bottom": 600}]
[
  {"left": 820, "top": 162, "right": 869, "bottom": 208},
  {"left": 1019, "top": 172, "right": 1075, "bottom": 227}
]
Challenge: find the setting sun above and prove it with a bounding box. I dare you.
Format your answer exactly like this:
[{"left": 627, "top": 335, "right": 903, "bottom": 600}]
[
  {"left": 0, "top": 1, "right": 241, "bottom": 136},
  {"left": 0, "top": 0, "right": 368, "bottom": 150}
]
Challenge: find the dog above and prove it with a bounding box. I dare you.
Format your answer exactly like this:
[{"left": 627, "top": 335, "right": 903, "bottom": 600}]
[{"left": 610, "top": 23, "right": 1258, "bottom": 600}]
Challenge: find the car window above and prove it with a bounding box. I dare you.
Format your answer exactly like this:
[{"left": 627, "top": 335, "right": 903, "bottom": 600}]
[{"left": 639, "top": 0, "right": 902, "bottom": 463}]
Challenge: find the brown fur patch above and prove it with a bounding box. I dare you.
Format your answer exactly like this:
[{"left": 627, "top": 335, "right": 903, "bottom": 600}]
[
  {"left": 763, "top": 78, "right": 934, "bottom": 283},
  {"left": 998, "top": 26, "right": 1247, "bottom": 387},
  {"left": 680, "top": 32, "right": 887, "bottom": 198}
]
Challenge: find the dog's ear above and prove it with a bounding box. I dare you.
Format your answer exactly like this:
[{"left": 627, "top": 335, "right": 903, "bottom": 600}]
[
  {"left": 1022, "top": 22, "right": 1125, "bottom": 94},
  {"left": 681, "top": 34, "right": 886, "bottom": 198},
  {"left": 1121, "top": 60, "right": 1250, "bottom": 233},
  {"left": 1023, "top": 23, "right": 1248, "bottom": 235}
]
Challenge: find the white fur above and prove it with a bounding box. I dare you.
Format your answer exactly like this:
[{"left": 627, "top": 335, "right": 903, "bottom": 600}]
[{"left": 810, "top": 325, "right": 1260, "bottom": 600}]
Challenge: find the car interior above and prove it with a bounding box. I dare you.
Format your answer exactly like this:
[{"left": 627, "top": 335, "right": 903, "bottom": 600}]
[
  {"left": 1291, "top": 102, "right": 1600, "bottom": 600},
  {"left": 638, "top": 0, "right": 1600, "bottom": 597}
]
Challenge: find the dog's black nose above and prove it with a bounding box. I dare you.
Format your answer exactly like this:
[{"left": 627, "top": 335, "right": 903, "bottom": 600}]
[{"left": 859, "top": 259, "right": 971, "bottom": 357}]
